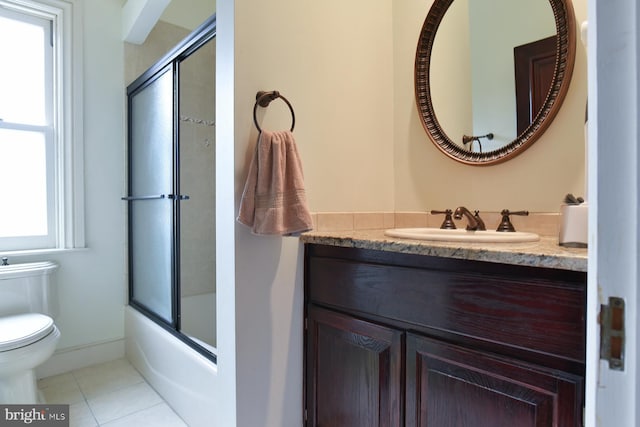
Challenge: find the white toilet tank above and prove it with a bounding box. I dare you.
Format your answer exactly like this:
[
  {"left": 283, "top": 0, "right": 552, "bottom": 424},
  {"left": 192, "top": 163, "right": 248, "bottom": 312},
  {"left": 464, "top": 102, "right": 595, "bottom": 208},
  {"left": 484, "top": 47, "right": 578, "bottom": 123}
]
[{"left": 0, "top": 262, "right": 59, "bottom": 318}]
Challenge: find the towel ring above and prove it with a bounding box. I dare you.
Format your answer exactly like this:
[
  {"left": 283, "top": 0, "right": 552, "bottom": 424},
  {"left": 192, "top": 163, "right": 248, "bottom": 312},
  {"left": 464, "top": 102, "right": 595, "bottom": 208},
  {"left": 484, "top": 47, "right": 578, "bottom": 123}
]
[{"left": 253, "top": 90, "right": 296, "bottom": 132}]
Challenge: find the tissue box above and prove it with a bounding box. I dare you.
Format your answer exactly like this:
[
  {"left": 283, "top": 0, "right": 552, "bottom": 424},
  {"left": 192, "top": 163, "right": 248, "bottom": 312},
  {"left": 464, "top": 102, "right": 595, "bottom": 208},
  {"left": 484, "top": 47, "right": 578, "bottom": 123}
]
[{"left": 559, "top": 203, "right": 588, "bottom": 247}]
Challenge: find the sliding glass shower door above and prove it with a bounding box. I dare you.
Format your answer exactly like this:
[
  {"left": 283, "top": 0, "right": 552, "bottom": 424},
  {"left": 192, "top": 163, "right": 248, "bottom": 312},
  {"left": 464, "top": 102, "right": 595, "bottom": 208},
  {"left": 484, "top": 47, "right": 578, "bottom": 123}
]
[
  {"left": 125, "top": 16, "right": 216, "bottom": 360},
  {"left": 178, "top": 37, "right": 216, "bottom": 349},
  {"left": 127, "top": 66, "right": 175, "bottom": 325}
]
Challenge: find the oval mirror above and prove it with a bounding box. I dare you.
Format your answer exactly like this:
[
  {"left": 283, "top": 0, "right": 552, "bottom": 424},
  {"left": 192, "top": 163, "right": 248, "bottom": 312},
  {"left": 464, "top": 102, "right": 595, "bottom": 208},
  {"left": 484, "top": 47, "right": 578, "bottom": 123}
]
[{"left": 415, "top": 0, "right": 576, "bottom": 165}]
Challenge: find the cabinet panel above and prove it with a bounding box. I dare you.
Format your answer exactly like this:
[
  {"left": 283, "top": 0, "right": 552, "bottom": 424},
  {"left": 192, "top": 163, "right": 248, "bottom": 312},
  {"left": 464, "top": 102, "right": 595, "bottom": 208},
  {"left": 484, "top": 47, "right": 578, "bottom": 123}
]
[
  {"left": 406, "top": 333, "right": 583, "bottom": 427},
  {"left": 304, "top": 244, "right": 586, "bottom": 427},
  {"left": 306, "top": 306, "right": 403, "bottom": 427},
  {"left": 308, "top": 255, "right": 585, "bottom": 364}
]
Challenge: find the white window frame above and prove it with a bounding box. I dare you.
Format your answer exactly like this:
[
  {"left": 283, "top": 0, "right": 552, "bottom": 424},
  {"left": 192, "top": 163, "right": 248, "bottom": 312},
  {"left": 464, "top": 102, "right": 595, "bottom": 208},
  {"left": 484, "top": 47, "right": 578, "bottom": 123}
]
[{"left": 0, "top": 0, "right": 84, "bottom": 254}]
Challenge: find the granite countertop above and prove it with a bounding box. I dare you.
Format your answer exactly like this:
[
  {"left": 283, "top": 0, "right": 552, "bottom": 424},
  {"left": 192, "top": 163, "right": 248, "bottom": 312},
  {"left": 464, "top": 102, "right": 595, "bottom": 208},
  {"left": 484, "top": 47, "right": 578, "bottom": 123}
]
[{"left": 300, "top": 229, "right": 588, "bottom": 272}]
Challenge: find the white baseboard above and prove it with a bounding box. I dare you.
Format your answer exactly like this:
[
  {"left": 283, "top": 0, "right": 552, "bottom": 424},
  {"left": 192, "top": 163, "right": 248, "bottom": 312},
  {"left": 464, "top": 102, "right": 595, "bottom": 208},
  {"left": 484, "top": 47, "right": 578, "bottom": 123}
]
[{"left": 35, "top": 338, "right": 125, "bottom": 379}]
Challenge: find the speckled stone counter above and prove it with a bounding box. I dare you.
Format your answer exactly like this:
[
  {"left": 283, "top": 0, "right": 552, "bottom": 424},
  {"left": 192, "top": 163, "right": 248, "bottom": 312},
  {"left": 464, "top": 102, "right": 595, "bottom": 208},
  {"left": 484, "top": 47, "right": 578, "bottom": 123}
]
[{"left": 300, "top": 229, "right": 587, "bottom": 272}]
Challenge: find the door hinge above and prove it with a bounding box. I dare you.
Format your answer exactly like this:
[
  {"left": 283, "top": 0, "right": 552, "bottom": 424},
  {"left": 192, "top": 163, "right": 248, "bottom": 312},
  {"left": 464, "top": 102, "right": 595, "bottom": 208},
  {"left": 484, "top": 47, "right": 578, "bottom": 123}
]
[{"left": 600, "top": 296, "right": 625, "bottom": 371}]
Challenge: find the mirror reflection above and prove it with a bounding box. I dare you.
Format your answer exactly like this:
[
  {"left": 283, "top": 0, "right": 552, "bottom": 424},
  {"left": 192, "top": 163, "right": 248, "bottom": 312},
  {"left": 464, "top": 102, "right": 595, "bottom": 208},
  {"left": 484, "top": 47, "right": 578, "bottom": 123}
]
[
  {"left": 431, "top": 0, "right": 556, "bottom": 153},
  {"left": 415, "top": 0, "right": 576, "bottom": 165}
]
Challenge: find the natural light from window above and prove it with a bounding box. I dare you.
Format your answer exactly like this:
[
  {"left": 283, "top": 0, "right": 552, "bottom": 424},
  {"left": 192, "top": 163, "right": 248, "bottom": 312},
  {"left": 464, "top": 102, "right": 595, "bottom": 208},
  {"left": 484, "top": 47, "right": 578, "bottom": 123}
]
[
  {"left": 0, "top": 0, "right": 84, "bottom": 253},
  {"left": 0, "top": 130, "right": 48, "bottom": 237},
  {"left": 0, "top": 15, "right": 47, "bottom": 124},
  {"left": 0, "top": 10, "right": 52, "bottom": 241}
]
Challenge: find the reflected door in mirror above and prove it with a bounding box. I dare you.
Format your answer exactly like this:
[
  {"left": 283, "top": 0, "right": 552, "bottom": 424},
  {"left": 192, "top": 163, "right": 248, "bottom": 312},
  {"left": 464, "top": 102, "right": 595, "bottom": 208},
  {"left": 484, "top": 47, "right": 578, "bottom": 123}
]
[{"left": 514, "top": 35, "right": 556, "bottom": 135}]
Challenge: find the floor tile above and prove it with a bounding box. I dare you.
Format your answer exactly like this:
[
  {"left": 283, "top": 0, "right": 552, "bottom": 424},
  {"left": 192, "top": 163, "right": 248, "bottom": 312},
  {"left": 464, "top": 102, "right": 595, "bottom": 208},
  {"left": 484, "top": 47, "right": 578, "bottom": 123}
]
[
  {"left": 39, "top": 358, "right": 186, "bottom": 427},
  {"left": 38, "top": 372, "right": 76, "bottom": 388},
  {"left": 100, "top": 403, "right": 187, "bottom": 427},
  {"left": 86, "top": 382, "right": 163, "bottom": 425},
  {"left": 74, "top": 359, "right": 144, "bottom": 399},
  {"left": 39, "top": 373, "right": 84, "bottom": 405},
  {"left": 69, "top": 401, "right": 98, "bottom": 427}
]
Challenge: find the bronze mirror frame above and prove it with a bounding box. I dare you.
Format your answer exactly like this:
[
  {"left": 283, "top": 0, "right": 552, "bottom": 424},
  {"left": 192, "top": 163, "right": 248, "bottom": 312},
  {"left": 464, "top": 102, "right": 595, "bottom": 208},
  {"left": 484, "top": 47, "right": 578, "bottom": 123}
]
[{"left": 415, "top": 0, "right": 576, "bottom": 165}]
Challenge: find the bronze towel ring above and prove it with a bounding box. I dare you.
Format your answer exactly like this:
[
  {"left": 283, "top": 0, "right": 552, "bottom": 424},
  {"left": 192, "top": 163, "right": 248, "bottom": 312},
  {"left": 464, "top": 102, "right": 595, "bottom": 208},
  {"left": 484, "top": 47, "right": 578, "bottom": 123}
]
[{"left": 253, "top": 90, "right": 296, "bottom": 132}]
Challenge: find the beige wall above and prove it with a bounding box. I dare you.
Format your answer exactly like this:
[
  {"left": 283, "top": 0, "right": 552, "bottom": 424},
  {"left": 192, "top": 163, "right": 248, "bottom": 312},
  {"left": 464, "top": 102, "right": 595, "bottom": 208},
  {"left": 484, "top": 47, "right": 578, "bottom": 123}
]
[
  {"left": 124, "top": 20, "right": 189, "bottom": 85},
  {"left": 226, "top": 2, "right": 397, "bottom": 425},
  {"left": 394, "top": 0, "right": 588, "bottom": 212},
  {"left": 229, "top": 0, "right": 588, "bottom": 215},
  {"left": 234, "top": 0, "right": 396, "bottom": 213},
  {"left": 160, "top": 0, "right": 215, "bottom": 31}
]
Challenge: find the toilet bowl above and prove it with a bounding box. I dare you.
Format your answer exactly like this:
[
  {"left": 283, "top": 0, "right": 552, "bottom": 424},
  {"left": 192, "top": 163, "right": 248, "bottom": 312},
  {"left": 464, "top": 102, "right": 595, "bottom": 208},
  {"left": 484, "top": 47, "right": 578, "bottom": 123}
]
[{"left": 0, "top": 262, "right": 60, "bottom": 403}]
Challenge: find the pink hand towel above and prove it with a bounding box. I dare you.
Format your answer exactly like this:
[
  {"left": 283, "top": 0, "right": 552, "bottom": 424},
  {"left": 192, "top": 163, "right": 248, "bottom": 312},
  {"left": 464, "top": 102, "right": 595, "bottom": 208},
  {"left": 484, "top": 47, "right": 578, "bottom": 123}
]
[{"left": 237, "top": 130, "right": 313, "bottom": 235}]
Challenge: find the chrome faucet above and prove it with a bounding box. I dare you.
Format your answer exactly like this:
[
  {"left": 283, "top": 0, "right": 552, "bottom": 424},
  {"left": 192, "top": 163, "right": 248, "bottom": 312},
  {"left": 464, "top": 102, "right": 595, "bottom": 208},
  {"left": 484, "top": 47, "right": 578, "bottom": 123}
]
[{"left": 453, "top": 207, "right": 486, "bottom": 231}]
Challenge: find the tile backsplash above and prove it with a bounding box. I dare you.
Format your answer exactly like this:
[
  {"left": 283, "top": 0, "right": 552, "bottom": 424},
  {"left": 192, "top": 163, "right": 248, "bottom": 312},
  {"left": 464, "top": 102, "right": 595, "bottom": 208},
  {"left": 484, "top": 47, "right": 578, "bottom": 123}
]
[{"left": 312, "top": 211, "right": 560, "bottom": 237}]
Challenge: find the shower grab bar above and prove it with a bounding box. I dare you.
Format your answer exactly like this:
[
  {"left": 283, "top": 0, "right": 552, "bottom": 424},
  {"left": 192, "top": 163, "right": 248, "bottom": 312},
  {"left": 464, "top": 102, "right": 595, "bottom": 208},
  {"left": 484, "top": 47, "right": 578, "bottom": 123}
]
[{"left": 121, "top": 194, "right": 190, "bottom": 201}]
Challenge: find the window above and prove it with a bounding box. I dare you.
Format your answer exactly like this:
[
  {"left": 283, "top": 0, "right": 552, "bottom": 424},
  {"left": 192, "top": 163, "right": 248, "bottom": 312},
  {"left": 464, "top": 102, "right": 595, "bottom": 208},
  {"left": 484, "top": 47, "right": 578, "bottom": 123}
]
[{"left": 0, "top": 0, "right": 84, "bottom": 253}]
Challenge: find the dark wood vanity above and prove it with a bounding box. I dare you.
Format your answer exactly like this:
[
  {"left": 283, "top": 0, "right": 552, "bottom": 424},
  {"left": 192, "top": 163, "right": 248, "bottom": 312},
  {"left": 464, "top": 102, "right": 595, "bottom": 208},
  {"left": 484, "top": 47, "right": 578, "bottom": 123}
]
[{"left": 304, "top": 243, "right": 586, "bottom": 427}]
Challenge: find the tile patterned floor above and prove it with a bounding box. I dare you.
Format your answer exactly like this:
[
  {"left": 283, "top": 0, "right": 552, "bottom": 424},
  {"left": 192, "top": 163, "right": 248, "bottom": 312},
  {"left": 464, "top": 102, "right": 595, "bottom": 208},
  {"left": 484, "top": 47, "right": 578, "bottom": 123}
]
[{"left": 38, "top": 358, "right": 187, "bottom": 427}]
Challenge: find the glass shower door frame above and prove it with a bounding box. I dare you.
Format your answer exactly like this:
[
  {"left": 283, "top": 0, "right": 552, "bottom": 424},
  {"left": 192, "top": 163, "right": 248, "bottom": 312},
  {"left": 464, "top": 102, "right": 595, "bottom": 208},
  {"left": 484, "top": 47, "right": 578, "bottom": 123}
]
[
  {"left": 124, "top": 14, "right": 217, "bottom": 362},
  {"left": 126, "top": 62, "right": 180, "bottom": 330}
]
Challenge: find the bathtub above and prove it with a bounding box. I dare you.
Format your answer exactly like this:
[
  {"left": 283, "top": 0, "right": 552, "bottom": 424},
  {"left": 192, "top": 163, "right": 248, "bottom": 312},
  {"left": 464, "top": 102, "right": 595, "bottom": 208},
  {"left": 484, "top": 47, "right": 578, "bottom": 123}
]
[{"left": 125, "top": 306, "right": 217, "bottom": 427}]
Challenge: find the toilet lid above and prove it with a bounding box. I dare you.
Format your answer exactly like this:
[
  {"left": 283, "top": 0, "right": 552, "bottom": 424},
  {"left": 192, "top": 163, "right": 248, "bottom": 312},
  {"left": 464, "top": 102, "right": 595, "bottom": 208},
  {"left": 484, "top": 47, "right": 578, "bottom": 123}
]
[{"left": 0, "top": 313, "right": 55, "bottom": 352}]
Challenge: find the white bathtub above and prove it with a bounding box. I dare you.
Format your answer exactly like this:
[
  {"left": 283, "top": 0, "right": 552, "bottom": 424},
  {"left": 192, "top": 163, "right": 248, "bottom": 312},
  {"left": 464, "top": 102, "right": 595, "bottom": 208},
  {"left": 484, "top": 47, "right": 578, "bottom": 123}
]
[{"left": 125, "top": 306, "right": 217, "bottom": 427}]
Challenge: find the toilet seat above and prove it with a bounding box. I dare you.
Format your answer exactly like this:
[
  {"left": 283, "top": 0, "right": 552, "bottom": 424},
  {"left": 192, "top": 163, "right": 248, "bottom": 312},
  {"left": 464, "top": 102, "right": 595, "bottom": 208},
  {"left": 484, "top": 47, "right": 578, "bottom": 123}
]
[{"left": 0, "top": 313, "right": 55, "bottom": 352}]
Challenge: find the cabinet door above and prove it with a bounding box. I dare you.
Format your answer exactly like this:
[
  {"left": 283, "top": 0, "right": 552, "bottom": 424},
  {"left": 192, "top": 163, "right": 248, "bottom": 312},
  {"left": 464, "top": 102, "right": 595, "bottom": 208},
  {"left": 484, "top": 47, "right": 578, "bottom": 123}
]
[
  {"left": 306, "top": 306, "right": 403, "bottom": 427},
  {"left": 406, "top": 333, "right": 583, "bottom": 427}
]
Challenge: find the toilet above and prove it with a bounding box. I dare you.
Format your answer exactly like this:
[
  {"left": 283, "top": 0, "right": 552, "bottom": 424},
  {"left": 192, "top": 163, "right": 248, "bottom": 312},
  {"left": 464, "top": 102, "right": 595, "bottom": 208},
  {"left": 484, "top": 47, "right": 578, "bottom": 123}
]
[{"left": 0, "top": 261, "right": 60, "bottom": 403}]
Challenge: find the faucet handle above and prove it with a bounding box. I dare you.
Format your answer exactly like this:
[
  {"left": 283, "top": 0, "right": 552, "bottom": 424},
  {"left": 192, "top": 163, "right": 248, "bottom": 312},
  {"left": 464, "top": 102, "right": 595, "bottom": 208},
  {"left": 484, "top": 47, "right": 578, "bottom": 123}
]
[
  {"left": 430, "top": 209, "right": 456, "bottom": 229},
  {"left": 472, "top": 210, "right": 487, "bottom": 231},
  {"left": 496, "top": 209, "right": 529, "bottom": 232}
]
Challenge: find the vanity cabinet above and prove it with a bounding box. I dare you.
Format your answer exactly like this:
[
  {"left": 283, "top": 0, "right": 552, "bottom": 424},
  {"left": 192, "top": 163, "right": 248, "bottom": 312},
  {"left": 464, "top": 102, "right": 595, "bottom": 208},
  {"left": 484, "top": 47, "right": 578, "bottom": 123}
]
[{"left": 304, "top": 244, "right": 586, "bottom": 427}]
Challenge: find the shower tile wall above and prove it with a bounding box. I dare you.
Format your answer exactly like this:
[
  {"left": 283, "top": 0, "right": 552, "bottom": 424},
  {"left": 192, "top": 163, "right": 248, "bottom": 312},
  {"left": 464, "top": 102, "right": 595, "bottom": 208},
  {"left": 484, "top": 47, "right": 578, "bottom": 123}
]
[
  {"left": 179, "top": 37, "right": 216, "bottom": 300},
  {"left": 179, "top": 37, "right": 216, "bottom": 348}
]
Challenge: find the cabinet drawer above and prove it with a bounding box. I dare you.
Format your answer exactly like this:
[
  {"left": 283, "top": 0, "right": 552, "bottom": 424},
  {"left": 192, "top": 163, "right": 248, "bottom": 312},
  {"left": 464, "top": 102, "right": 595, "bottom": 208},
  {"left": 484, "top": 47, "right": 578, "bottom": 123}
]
[{"left": 307, "top": 254, "right": 585, "bottom": 363}]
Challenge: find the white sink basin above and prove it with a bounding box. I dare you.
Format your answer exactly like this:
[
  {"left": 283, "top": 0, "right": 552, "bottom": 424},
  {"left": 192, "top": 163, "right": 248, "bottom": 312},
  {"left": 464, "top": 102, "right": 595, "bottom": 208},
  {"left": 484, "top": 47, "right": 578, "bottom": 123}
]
[{"left": 384, "top": 228, "right": 540, "bottom": 243}]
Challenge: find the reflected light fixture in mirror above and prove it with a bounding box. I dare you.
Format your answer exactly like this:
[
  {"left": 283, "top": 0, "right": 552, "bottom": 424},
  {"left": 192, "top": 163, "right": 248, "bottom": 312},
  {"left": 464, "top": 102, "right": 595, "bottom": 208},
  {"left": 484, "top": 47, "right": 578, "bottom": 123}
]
[{"left": 415, "top": 0, "right": 576, "bottom": 165}]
